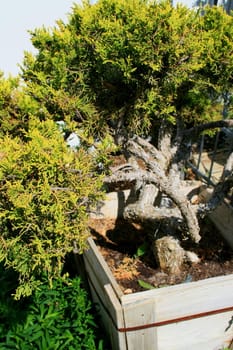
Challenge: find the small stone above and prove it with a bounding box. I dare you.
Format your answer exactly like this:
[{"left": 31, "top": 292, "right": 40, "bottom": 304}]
[
  {"left": 185, "top": 251, "right": 200, "bottom": 264},
  {"left": 154, "top": 236, "right": 186, "bottom": 274},
  {"left": 124, "top": 288, "right": 133, "bottom": 294}
]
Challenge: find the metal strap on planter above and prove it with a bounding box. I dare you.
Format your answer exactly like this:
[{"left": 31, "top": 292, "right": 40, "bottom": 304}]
[{"left": 117, "top": 306, "right": 233, "bottom": 332}]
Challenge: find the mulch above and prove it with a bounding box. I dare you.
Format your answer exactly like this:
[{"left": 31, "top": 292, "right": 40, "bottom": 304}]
[{"left": 89, "top": 218, "right": 233, "bottom": 294}]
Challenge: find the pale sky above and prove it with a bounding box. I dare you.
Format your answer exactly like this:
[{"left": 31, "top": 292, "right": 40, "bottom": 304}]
[{"left": 0, "top": 0, "right": 78, "bottom": 76}]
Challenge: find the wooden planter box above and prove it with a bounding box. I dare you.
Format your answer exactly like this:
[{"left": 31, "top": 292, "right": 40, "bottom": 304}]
[
  {"left": 84, "top": 189, "right": 233, "bottom": 349},
  {"left": 84, "top": 237, "right": 233, "bottom": 350}
]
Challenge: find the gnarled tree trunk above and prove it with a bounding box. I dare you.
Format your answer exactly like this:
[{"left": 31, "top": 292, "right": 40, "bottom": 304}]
[{"left": 105, "top": 120, "right": 233, "bottom": 274}]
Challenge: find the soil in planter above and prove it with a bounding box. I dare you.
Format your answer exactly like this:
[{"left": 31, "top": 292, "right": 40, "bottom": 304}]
[{"left": 88, "top": 218, "right": 233, "bottom": 294}]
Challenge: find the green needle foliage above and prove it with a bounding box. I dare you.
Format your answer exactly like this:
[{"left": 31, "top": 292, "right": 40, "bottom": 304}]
[
  {"left": 21, "top": 0, "right": 233, "bottom": 137},
  {"left": 0, "top": 118, "right": 103, "bottom": 299},
  {"left": 0, "top": 74, "right": 40, "bottom": 138}
]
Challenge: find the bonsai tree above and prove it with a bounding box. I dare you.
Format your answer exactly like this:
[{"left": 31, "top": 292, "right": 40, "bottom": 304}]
[{"left": 20, "top": 0, "right": 233, "bottom": 273}]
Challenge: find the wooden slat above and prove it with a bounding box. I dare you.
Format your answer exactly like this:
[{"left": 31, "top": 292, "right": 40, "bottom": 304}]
[
  {"left": 122, "top": 274, "right": 233, "bottom": 321},
  {"left": 122, "top": 299, "right": 158, "bottom": 349},
  {"left": 121, "top": 274, "right": 233, "bottom": 349},
  {"left": 104, "top": 284, "right": 127, "bottom": 350},
  {"left": 90, "top": 190, "right": 136, "bottom": 219},
  {"left": 84, "top": 256, "right": 124, "bottom": 328},
  {"left": 83, "top": 238, "right": 126, "bottom": 350},
  {"left": 84, "top": 237, "right": 123, "bottom": 298},
  {"left": 155, "top": 311, "right": 233, "bottom": 350},
  {"left": 85, "top": 277, "right": 127, "bottom": 349}
]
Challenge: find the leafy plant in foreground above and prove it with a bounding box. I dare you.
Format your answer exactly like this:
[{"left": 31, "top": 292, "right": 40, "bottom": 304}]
[{"left": 0, "top": 275, "right": 103, "bottom": 350}]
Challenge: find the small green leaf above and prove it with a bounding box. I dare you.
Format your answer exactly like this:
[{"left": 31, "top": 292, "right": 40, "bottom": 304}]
[
  {"left": 138, "top": 279, "right": 155, "bottom": 290},
  {"left": 135, "top": 242, "right": 148, "bottom": 258}
]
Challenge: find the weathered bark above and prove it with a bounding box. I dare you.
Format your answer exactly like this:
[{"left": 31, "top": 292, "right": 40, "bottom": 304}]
[
  {"left": 122, "top": 181, "right": 192, "bottom": 274},
  {"left": 122, "top": 179, "right": 199, "bottom": 274},
  {"left": 104, "top": 121, "right": 233, "bottom": 273},
  {"left": 106, "top": 169, "right": 201, "bottom": 242},
  {"left": 99, "top": 108, "right": 233, "bottom": 278},
  {"left": 157, "top": 120, "right": 173, "bottom": 162},
  {"left": 124, "top": 196, "right": 182, "bottom": 223},
  {"left": 126, "top": 137, "right": 201, "bottom": 242},
  {"left": 123, "top": 183, "right": 160, "bottom": 222}
]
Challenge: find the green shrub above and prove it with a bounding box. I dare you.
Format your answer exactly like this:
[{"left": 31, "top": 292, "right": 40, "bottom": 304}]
[
  {"left": 0, "top": 272, "right": 103, "bottom": 350},
  {"left": 0, "top": 117, "right": 103, "bottom": 299},
  {"left": 0, "top": 264, "right": 30, "bottom": 337}
]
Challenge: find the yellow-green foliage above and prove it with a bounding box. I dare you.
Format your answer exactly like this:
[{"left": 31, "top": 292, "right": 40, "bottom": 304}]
[
  {"left": 22, "top": 0, "right": 233, "bottom": 136},
  {"left": 0, "top": 75, "right": 32, "bottom": 137},
  {"left": 0, "top": 118, "right": 103, "bottom": 299}
]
